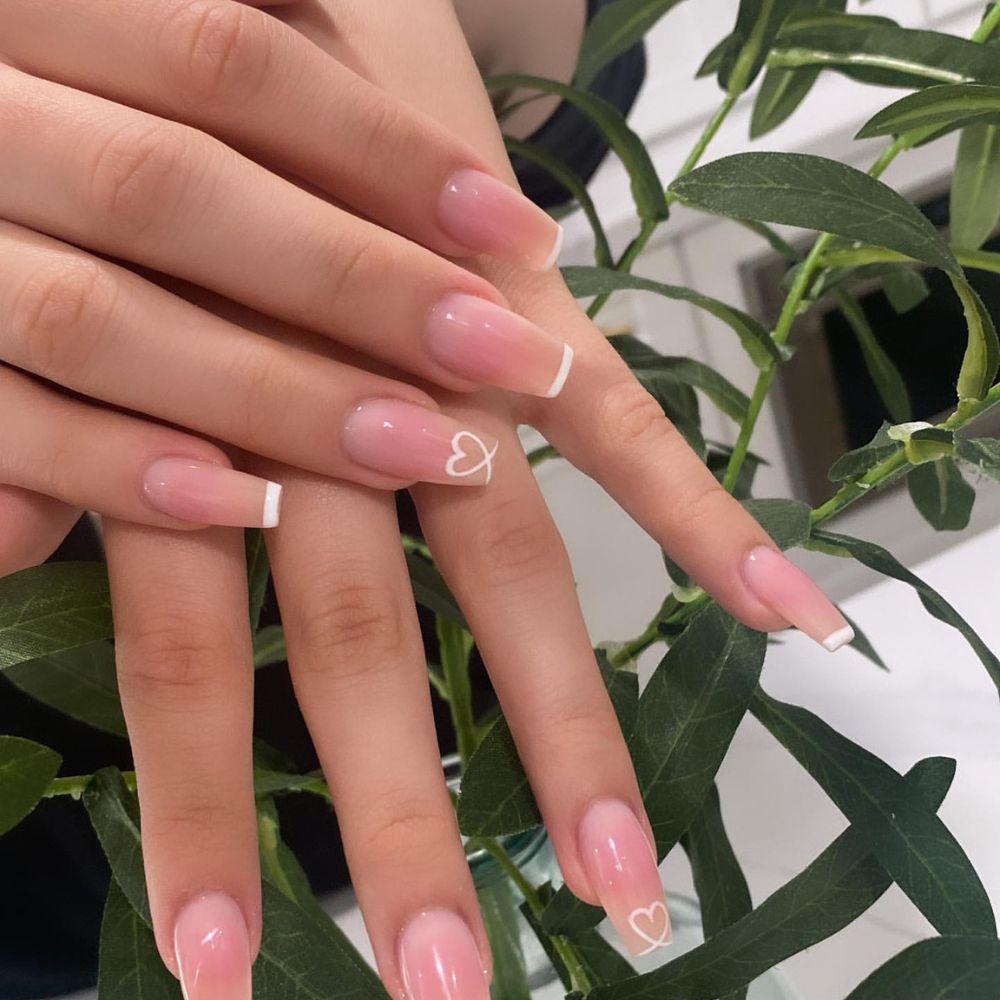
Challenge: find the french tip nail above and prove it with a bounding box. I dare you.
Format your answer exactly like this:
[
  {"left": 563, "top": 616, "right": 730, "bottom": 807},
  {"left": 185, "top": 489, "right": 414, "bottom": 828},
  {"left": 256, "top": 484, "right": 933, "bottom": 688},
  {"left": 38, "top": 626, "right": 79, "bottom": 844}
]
[
  {"left": 822, "top": 624, "right": 856, "bottom": 652},
  {"left": 539, "top": 223, "right": 565, "bottom": 272},
  {"left": 261, "top": 481, "right": 283, "bottom": 528},
  {"left": 544, "top": 343, "right": 575, "bottom": 398}
]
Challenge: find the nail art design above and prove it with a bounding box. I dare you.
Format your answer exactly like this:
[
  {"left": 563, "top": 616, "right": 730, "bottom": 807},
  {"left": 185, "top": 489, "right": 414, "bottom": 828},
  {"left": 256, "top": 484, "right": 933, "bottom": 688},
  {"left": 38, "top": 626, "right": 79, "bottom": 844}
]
[
  {"left": 627, "top": 901, "right": 672, "bottom": 956},
  {"left": 445, "top": 431, "right": 499, "bottom": 484},
  {"left": 740, "top": 545, "right": 855, "bottom": 652}
]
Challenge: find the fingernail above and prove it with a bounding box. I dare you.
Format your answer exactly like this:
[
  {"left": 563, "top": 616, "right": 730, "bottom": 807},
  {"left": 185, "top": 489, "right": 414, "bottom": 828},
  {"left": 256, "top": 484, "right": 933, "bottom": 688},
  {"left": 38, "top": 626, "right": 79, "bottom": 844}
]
[
  {"left": 143, "top": 459, "right": 283, "bottom": 528},
  {"left": 343, "top": 399, "right": 499, "bottom": 487},
  {"left": 741, "top": 545, "right": 855, "bottom": 651},
  {"left": 173, "top": 894, "right": 252, "bottom": 1000},
  {"left": 426, "top": 293, "right": 573, "bottom": 398},
  {"left": 397, "top": 910, "right": 490, "bottom": 1000},
  {"left": 438, "top": 169, "right": 564, "bottom": 271},
  {"left": 578, "top": 800, "right": 671, "bottom": 958}
]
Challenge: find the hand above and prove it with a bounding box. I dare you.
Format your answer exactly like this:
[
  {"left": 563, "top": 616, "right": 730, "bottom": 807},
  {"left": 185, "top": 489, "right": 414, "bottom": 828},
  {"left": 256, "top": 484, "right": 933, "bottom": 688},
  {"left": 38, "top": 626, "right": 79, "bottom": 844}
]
[{"left": 2, "top": 3, "right": 855, "bottom": 999}]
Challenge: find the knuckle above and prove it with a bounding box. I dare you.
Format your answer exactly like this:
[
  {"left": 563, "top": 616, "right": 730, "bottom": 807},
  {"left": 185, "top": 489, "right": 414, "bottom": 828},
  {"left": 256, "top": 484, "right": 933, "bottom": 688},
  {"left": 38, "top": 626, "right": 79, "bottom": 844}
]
[
  {"left": 540, "top": 695, "right": 622, "bottom": 755},
  {"left": 293, "top": 573, "right": 407, "bottom": 673},
  {"left": 471, "top": 497, "right": 561, "bottom": 589},
  {"left": 9, "top": 255, "right": 115, "bottom": 379},
  {"left": 87, "top": 122, "right": 196, "bottom": 239},
  {"left": 162, "top": 0, "right": 272, "bottom": 104},
  {"left": 594, "top": 378, "right": 678, "bottom": 454},
  {"left": 145, "top": 792, "right": 244, "bottom": 845},
  {"left": 325, "top": 237, "right": 380, "bottom": 307},
  {"left": 352, "top": 93, "right": 404, "bottom": 176},
  {"left": 670, "top": 478, "right": 735, "bottom": 534},
  {"left": 359, "top": 803, "right": 456, "bottom": 868}
]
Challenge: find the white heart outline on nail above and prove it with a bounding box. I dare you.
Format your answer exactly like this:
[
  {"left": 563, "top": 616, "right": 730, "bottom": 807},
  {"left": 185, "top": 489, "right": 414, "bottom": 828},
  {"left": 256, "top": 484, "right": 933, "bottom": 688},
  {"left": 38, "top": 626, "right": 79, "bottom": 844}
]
[
  {"left": 627, "top": 901, "right": 671, "bottom": 956},
  {"left": 445, "top": 431, "right": 498, "bottom": 484}
]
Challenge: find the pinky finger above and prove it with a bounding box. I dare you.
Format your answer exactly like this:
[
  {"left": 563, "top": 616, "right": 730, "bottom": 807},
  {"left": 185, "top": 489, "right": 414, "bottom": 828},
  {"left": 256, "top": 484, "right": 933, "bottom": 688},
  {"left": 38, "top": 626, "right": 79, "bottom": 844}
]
[
  {"left": 0, "top": 366, "right": 282, "bottom": 531},
  {"left": 0, "top": 485, "right": 80, "bottom": 576}
]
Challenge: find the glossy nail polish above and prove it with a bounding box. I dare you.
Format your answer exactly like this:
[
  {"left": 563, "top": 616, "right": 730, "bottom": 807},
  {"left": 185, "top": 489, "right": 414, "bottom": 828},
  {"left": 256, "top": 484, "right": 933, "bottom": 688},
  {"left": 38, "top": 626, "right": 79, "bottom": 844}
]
[
  {"left": 173, "top": 894, "right": 252, "bottom": 1000},
  {"left": 438, "top": 169, "right": 564, "bottom": 271},
  {"left": 143, "top": 459, "right": 282, "bottom": 528},
  {"left": 578, "top": 800, "right": 672, "bottom": 957},
  {"left": 426, "top": 293, "right": 573, "bottom": 398},
  {"left": 741, "top": 545, "right": 855, "bottom": 651},
  {"left": 397, "top": 910, "right": 490, "bottom": 1000},
  {"left": 342, "top": 399, "right": 499, "bottom": 486}
]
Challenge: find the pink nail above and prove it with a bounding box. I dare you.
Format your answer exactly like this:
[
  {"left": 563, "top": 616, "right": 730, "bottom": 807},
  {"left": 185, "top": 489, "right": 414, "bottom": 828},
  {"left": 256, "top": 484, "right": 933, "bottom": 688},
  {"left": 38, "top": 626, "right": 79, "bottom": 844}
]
[
  {"left": 173, "top": 894, "right": 252, "bottom": 1000},
  {"left": 438, "top": 169, "right": 564, "bottom": 271},
  {"left": 143, "top": 459, "right": 282, "bottom": 528},
  {"left": 342, "top": 399, "right": 499, "bottom": 487},
  {"left": 426, "top": 293, "right": 573, "bottom": 398},
  {"left": 578, "top": 800, "right": 671, "bottom": 958},
  {"left": 741, "top": 545, "right": 855, "bottom": 651},
  {"left": 397, "top": 910, "right": 490, "bottom": 1000}
]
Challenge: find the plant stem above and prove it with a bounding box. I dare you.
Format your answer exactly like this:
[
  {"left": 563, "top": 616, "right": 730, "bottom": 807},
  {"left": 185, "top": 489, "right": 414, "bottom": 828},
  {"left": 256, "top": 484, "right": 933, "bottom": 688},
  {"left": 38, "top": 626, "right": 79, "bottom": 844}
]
[
  {"left": 974, "top": 2, "right": 1000, "bottom": 42},
  {"left": 438, "top": 617, "right": 478, "bottom": 766},
  {"left": 588, "top": 94, "right": 738, "bottom": 320},
  {"left": 473, "top": 836, "right": 593, "bottom": 995}
]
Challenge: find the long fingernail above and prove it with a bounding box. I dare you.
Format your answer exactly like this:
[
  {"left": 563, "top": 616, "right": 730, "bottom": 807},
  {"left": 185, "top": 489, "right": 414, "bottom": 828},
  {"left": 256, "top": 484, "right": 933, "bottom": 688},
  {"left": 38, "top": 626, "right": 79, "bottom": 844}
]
[
  {"left": 143, "top": 459, "right": 283, "bottom": 528},
  {"left": 343, "top": 399, "right": 499, "bottom": 487},
  {"left": 578, "top": 800, "right": 671, "bottom": 958},
  {"left": 741, "top": 545, "right": 855, "bottom": 651},
  {"left": 174, "top": 894, "right": 252, "bottom": 1000},
  {"left": 426, "top": 293, "right": 573, "bottom": 398},
  {"left": 438, "top": 169, "right": 564, "bottom": 271},
  {"left": 398, "top": 910, "right": 490, "bottom": 1000}
]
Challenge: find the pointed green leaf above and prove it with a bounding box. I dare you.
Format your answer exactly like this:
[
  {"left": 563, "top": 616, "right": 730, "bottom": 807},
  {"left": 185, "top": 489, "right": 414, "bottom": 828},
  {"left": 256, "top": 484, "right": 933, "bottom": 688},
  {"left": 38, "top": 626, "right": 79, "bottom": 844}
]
[
  {"left": 857, "top": 84, "right": 1000, "bottom": 140},
  {"left": 98, "top": 880, "right": 180, "bottom": 1000},
  {"left": 575, "top": 0, "right": 689, "bottom": 88},
  {"left": 669, "top": 153, "right": 960, "bottom": 275},
  {"left": 486, "top": 75, "right": 668, "bottom": 223},
  {"left": 3, "top": 640, "right": 126, "bottom": 736},
  {"left": 0, "top": 735, "right": 61, "bottom": 836},
  {"left": 406, "top": 551, "right": 467, "bottom": 629},
  {"left": 253, "top": 624, "right": 287, "bottom": 669},
  {"left": 589, "top": 757, "right": 954, "bottom": 1000},
  {"left": 0, "top": 562, "right": 113, "bottom": 669},
  {"left": 751, "top": 66, "right": 821, "bottom": 137},
  {"left": 812, "top": 528, "right": 1000, "bottom": 693},
  {"left": 697, "top": 34, "right": 737, "bottom": 78},
  {"left": 908, "top": 459, "right": 976, "bottom": 531},
  {"left": 742, "top": 498, "right": 812, "bottom": 550},
  {"left": 949, "top": 274, "right": 1000, "bottom": 401},
  {"left": 245, "top": 528, "right": 270, "bottom": 631},
  {"left": 841, "top": 613, "right": 887, "bottom": 671},
  {"left": 564, "top": 266, "right": 784, "bottom": 367},
  {"left": 828, "top": 423, "right": 901, "bottom": 482},
  {"left": 480, "top": 880, "right": 531, "bottom": 1000},
  {"left": 880, "top": 266, "right": 930, "bottom": 314},
  {"left": 752, "top": 690, "right": 996, "bottom": 937},
  {"left": 956, "top": 436, "right": 1000, "bottom": 480},
  {"left": 845, "top": 936, "right": 1000, "bottom": 999},
  {"left": 720, "top": 0, "right": 799, "bottom": 96},
  {"left": 952, "top": 124, "right": 1000, "bottom": 250}
]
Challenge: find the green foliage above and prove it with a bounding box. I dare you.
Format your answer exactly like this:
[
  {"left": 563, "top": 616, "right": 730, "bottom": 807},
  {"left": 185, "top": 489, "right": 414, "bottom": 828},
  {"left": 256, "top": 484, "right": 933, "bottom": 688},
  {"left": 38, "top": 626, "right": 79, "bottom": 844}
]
[
  {"left": 951, "top": 123, "right": 1000, "bottom": 250},
  {"left": 0, "top": 736, "right": 61, "bottom": 835}
]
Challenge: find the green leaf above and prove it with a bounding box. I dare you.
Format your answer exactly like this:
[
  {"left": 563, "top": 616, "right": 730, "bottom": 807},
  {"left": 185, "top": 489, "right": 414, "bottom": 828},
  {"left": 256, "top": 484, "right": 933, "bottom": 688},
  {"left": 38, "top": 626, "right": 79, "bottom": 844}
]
[
  {"left": 904, "top": 426, "right": 955, "bottom": 465},
  {"left": 83, "top": 767, "right": 150, "bottom": 924},
  {"left": 720, "top": 0, "right": 799, "bottom": 96},
  {"left": 880, "top": 266, "right": 930, "bottom": 314},
  {"left": 406, "top": 551, "right": 468, "bottom": 629},
  {"left": 670, "top": 153, "right": 960, "bottom": 275},
  {"left": 589, "top": 757, "right": 954, "bottom": 1000},
  {"left": 0, "top": 562, "right": 113, "bottom": 669},
  {"left": 949, "top": 274, "right": 1000, "bottom": 400},
  {"left": 828, "top": 422, "right": 901, "bottom": 482},
  {"left": 257, "top": 798, "right": 330, "bottom": 923},
  {"left": 697, "top": 34, "right": 737, "bottom": 78},
  {"left": 3, "top": 640, "right": 127, "bottom": 737},
  {"left": 841, "top": 612, "right": 887, "bottom": 671},
  {"left": 245, "top": 528, "right": 270, "bottom": 632},
  {"left": 834, "top": 290, "right": 912, "bottom": 423},
  {"left": 812, "top": 528, "right": 1000, "bottom": 693},
  {"left": 486, "top": 75, "right": 669, "bottom": 223},
  {"left": 596, "top": 648, "right": 640, "bottom": 741},
  {"left": 0, "top": 735, "right": 61, "bottom": 836},
  {"left": 575, "top": 0, "right": 689, "bottom": 88},
  {"left": 857, "top": 84, "right": 1000, "bottom": 141},
  {"left": 907, "top": 459, "right": 976, "bottom": 531},
  {"left": 768, "top": 22, "right": 1000, "bottom": 89},
  {"left": 645, "top": 357, "right": 749, "bottom": 423},
  {"left": 480, "top": 880, "right": 531, "bottom": 1000},
  {"left": 952, "top": 124, "right": 1000, "bottom": 250},
  {"left": 505, "top": 139, "right": 613, "bottom": 268},
  {"left": 844, "top": 936, "right": 1000, "bottom": 999},
  {"left": 253, "top": 624, "right": 287, "bottom": 669},
  {"left": 751, "top": 65, "right": 821, "bottom": 137},
  {"left": 741, "top": 498, "right": 812, "bottom": 550},
  {"left": 956, "top": 436, "right": 1000, "bottom": 480},
  {"left": 98, "top": 880, "right": 180, "bottom": 1000},
  {"left": 564, "top": 266, "right": 785, "bottom": 368},
  {"left": 752, "top": 690, "right": 996, "bottom": 937}
]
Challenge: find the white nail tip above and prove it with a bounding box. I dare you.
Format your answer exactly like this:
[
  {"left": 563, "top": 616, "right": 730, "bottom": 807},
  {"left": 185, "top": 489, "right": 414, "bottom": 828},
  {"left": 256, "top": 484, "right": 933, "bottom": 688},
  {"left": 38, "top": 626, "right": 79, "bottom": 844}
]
[
  {"left": 545, "top": 343, "right": 575, "bottom": 398},
  {"left": 540, "top": 224, "right": 565, "bottom": 271},
  {"left": 262, "top": 481, "right": 283, "bottom": 528},
  {"left": 822, "top": 624, "right": 855, "bottom": 652}
]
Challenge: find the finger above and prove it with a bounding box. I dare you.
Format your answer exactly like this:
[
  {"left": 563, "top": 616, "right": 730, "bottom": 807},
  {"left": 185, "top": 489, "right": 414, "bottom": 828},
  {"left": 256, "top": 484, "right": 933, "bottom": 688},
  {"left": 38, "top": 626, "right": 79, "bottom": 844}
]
[
  {"left": 412, "top": 400, "right": 670, "bottom": 957},
  {"left": 525, "top": 300, "right": 854, "bottom": 651},
  {"left": 2, "top": 0, "right": 560, "bottom": 269},
  {"left": 0, "top": 363, "right": 287, "bottom": 529},
  {"left": 258, "top": 460, "right": 491, "bottom": 1000},
  {"left": 0, "top": 66, "right": 570, "bottom": 399},
  {"left": 103, "top": 517, "right": 259, "bottom": 998},
  {"left": 0, "top": 485, "right": 80, "bottom": 576}
]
